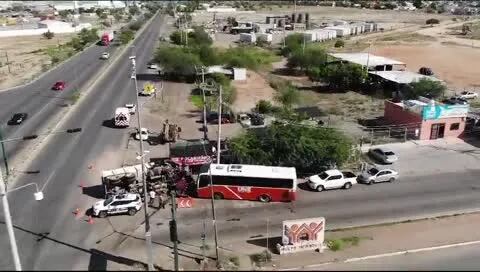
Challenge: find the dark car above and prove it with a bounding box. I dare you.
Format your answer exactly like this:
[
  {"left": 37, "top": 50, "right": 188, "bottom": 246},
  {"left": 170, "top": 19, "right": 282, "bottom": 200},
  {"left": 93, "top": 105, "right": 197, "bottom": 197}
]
[
  {"left": 52, "top": 81, "right": 66, "bottom": 91},
  {"left": 205, "top": 112, "right": 234, "bottom": 124},
  {"left": 419, "top": 67, "right": 434, "bottom": 76},
  {"left": 8, "top": 113, "right": 28, "bottom": 125},
  {"left": 443, "top": 97, "right": 468, "bottom": 105}
]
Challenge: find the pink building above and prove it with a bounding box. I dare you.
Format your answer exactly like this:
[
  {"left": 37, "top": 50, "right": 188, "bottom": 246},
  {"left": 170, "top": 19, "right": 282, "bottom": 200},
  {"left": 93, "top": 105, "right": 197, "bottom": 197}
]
[{"left": 384, "top": 98, "right": 468, "bottom": 140}]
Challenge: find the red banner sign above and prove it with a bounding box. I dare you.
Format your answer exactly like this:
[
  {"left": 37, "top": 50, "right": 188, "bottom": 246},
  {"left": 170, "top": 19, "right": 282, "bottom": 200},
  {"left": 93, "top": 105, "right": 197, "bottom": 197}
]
[{"left": 171, "top": 156, "right": 212, "bottom": 166}]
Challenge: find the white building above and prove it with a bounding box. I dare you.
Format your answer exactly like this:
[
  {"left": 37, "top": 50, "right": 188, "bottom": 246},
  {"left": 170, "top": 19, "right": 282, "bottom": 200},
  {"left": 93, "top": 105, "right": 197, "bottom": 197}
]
[{"left": 38, "top": 19, "right": 73, "bottom": 32}]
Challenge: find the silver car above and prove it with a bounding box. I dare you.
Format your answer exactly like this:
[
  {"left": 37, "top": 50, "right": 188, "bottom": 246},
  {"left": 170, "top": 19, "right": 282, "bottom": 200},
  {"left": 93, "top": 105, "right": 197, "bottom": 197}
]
[
  {"left": 368, "top": 148, "right": 398, "bottom": 164},
  {"left": 358, "top": 167, "right": 398, "bottom": 185}
]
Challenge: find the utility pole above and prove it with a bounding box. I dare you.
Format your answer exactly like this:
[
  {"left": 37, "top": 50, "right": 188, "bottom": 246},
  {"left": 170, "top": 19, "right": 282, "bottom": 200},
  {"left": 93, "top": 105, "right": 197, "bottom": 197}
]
[
  {"left": 0, "top": 167, "right": 22, "bottom": 271},
  {"left": 207, "top": 165, "right": 220, "bottom": 268},
  {"left": 130, "top": 55, "right": 154, "bottom": 271},
  {"left": 5, "top": 52, "right": 11, "bottom": 74},
  {"left": 201, "top": 219, "right": 206, "bottom": 270},
  {"left": 0, "top": 128, "right": 10, "bottom": 177},
  {"left": 216, "top": 85, "right": 222, "bottom": 164},
  {"left": 170, "top": 187, "right": 179, "bottom": 271},
  {"left": 201, "top": 67, "right": 208, "bottom": 141}
]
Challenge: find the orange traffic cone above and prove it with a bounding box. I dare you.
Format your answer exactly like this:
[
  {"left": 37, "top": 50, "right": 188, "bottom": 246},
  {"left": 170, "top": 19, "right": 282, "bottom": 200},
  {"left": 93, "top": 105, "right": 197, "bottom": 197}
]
[{"left": 87, "top": 216, "right": 94, "bottom": 224}]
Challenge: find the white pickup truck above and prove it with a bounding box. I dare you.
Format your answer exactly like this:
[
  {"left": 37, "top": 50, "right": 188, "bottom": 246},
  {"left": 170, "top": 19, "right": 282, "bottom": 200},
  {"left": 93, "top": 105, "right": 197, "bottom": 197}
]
[{"left": 307, "top": 169, "right": 357, "bottom": 192}]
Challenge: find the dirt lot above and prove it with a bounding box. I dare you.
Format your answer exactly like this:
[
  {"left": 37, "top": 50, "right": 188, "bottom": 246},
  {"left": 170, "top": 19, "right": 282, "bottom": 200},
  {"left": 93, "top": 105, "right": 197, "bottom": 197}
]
[
  {"left": 0, "top": 34, "right": 75, "bottom": 90},
  {"left": 231, "top": 70, "right": 276, "bottom": 112}
]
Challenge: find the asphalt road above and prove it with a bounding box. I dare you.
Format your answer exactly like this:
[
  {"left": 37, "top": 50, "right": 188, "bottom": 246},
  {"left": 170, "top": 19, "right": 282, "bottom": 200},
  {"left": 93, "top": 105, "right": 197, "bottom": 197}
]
[
  {"left": 0, "top": 13, "right": 166, "bottom": 270},
  {"left": 145, "top": 169, "right": 480, "bottom": 251},
  {"left": 319, "top": 243, "right": 480, "bottom": 270}
]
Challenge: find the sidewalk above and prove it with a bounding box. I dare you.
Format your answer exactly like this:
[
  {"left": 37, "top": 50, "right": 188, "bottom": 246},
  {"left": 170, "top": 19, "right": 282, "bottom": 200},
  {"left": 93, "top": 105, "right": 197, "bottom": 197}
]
[{"left": 100, "top": 211, "right": 480, "bottom": 271}]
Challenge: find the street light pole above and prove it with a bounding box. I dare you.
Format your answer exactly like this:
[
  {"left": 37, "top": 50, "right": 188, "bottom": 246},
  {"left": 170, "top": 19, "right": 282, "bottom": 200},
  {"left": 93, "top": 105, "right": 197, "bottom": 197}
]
[
  {"left": 0, "top": 128, "right": 10, "bottom": 177},
  {"left": 130, "top": 56, "right": 154, "bottom": 271},
  {"left": 216, "top": 85, "right": 222, "bottom": 164},
  {"left": 201, "top": 67, "right": 208, "bottom": 141},
  {"left": 0, "top": 167, "right": 21, "bottom": 271}
]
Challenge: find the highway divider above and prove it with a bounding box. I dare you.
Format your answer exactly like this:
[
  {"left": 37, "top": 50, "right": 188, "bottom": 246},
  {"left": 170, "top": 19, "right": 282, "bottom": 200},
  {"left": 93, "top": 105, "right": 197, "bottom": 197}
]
[{"left": 8, "top": 10, "right": 162, "bottom": 182}]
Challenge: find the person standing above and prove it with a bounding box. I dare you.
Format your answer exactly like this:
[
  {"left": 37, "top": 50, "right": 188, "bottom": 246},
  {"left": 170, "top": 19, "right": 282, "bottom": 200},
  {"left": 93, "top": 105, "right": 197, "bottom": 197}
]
[{"left": 149, "top": 190, "right": 156, "bottom": 206}]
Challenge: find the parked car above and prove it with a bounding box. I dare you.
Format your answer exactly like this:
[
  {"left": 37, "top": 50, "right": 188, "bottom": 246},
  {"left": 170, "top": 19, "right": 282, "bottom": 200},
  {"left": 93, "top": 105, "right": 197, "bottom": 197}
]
[
  {"left": 8, "top": 113, "right": 28, "bottom": 125},
  {"left": 52, "top": 81, "right": 66, "bottom": 91},
  {"left": 125, "top": 103, "right": 136, "bottom": 114},
  {"left": 147, "top": 62, "right": 159, "bottom": 69},
  {"left": 368, "top": 148, "right": 398, "bottom": 164},
  {"left": 419, "top": 67, "right": 434, "bottom": 76},
  {"left": 100, "top": 52, "right": 110, "bottom": 59},
  {"left": 134, "top": 128, "right": 149, "bottom": 140},
  {"left": 443, "top": 97, "right": 468, "bottom": 105},
  {"left": 307, "top": 169, "right": 358, "bottom": 192},
  {"left": 205, "top": 112, "right": 234, "bottom": 124},
  {"left": 92, "top": 193, "right": 142, "bottom": 218},
  {"left": 357, "top": 167, "right": 398, "bottom": 185},
  {"left": 459, "top": 91, "right": 478, "bottom": 100}
]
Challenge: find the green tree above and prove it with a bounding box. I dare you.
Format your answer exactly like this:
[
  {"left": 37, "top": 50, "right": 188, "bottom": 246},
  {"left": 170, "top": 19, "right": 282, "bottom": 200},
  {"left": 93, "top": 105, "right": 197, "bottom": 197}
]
[
  {"left": 170, "top": 31, "right": 184, "bottom": 45},
  {"left": 129, "top": 6, "right": 139, "bottom": 15},
  {"left": 154, "top": 45, "right": 202, "bottom": 77},
  {"left": 255, "top": 100, "right": 274, "bottom": 114},
  {"left": 118, "top": 30, "right": 135, "bottom": 44},
  {"left": 221, "top": 46, "right": 278, "bottom": 70},
  {"left": 58, "top": 10, "right": 71, "bottom": 20},
  {"left": 281, "top": 33, "right": 303, "bottom": 56},
  {"left": 188, "top": 26, "right": 212, "bottom": 46},
  {"left": 229, "top": 123, "right": 353, "bottom": 174},
  {"left": 334, "top": 39, "right": 345, "bottom": 48},
  {"left": 43, "top": 30, "right": 55, "bottom": 39},
  {"left": 196, "top": 44, "right": 221, "bottom": 66},
  {"left": 129, "top": 21, "right": 143, "bottom": 31},
  {"left": 426, "top": 18, "right": 440, "bottom": 25},
  {"left": 407, "top": 78, "right": 446, "bottom": 99},
  {"left": 68, "top": 36, "right": 85, "bottom": 51},
  {"left": 413, "top": 0, "right": 423, "bottom": 9},
  {"left": 114, "top": 13, "right": 123, "bottom": 22},
  {"left": 286, "top": 46, "right": 327, "bottom": 71},
  {"left": 385, "top": 2, "right": 397, "bottom": 9},
  {"left": 275, "top": 85, "right": 300, "bottom": 109},
  {"left": 99, "top": 13, "right": 108, "bottom": 20},
  {"left": 321, "top": 63, "right": 366, "bottom": 91}
]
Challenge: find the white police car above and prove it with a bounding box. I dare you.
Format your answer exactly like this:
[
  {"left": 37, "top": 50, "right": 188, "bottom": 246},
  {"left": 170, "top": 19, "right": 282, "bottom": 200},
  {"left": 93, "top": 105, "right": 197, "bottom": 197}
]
[{"left": 92, "top": 193, "right": 142, "bottom": 218}]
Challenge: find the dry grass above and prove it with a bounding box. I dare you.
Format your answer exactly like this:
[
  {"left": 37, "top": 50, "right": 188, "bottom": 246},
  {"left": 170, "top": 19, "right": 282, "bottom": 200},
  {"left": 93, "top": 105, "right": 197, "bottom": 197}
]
[{"left": 375, "top": 32, "right": 437, "bottom": 42}]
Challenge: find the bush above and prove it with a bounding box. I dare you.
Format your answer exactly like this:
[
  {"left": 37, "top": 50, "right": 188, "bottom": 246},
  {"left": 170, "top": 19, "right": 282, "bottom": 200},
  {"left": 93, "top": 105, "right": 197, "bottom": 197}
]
[
  {"left": 327, "top": 239, "right": 344, "bottom": 251},
  {"left": 256, "top": 100, "right": 274, "bottom": 114},
  {"left": 407, "top": 78, "right": 446, "bottom": 99},
  {"left": 102, "top": 20, "right": 112, "bottom": 27},
  {"left": 129, "top": 21, "right": 143, "bottom": 31},
  {"left": 221, "top": 46, "right": 278, "bottom": 70},
  {"left": 281, "top": 33, "right": 304, "bottom": 56},
  {"left": 334, "top": 39, "right": 345, "bottom": 48},
  {"left": 169, "top": 31, "right": 184, "bottom": 45},
  {"left": 43, "top": 30, "right": 54, "bottom": 39},
  {"left": 229, "top": 123, "right": 353, "bottom": 174},
  {"left": 315, "top": 63, "right": 366, "bottom": 91},
  {"left": 249, "top": 251, "right": 272, "bottom": 266},
  {"left": 286, "top": 45, "right": 327, "bottom": 71},
  {"left": 426, "top": 18, "right": 440, "bottom": 25},
  {"left": 154, "top": 45, "right": 202, "bottom": 77},
  {"left": 118, "top": 30, "right": 135, "bottom": 45}
]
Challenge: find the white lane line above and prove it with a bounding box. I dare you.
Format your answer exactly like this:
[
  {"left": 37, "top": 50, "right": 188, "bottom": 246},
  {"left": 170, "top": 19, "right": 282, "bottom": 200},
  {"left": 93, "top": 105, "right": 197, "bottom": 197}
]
[{"left": 279, "top": 240, "right": 480, "bottom": 271}]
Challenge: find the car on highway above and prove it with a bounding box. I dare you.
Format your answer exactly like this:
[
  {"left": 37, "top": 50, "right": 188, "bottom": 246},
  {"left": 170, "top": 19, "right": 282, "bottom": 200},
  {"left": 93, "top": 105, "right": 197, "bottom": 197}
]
[
  {"left": 52, "top": 81, "right": 66, "bottom": 91},
  {"left": 8, "top": 113, "right": 28, "bottom": 125},
  {"left": 368, "top": 148, "right": 398, "bottom": 164},
  {"left": 125, "top": 103, "right": 136, "bottom": 114},
  {"left": 357, "top": 167, "right": 398, "bottom": 185},
  {"left": 307, "top": 169, "right": 357, "bottom": 192},
  {"left": 459, "top": 91, "right": 478, "bottom": 100},
  {"left": 100, "top": 52, "right": 110, "bottom": 59},
  {"left": 134, "top": 128, "right": 149, "bottom": 140},
  {"left": 92, "top": 193, "right": 142, "bottom": 218}
]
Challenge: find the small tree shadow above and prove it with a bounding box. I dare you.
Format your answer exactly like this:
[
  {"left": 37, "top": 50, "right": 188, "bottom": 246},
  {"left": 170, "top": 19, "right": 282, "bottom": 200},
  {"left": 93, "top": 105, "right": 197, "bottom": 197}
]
[
  {"left": 298, "top": 182, "right": 314, "bottom": 191},
  {"left": 246, "top": 236, "right": 282, "bottom": 254}
]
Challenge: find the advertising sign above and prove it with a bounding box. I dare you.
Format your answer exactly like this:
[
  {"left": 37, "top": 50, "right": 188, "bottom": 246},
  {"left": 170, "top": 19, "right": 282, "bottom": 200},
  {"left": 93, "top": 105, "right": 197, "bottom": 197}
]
[
  {"left": 276, "top": 217, "right": 325, "bottom": 255},
  {"left": 422, "top": 104, "right": 469, "bottom": 120},
  {"left": 171, "top": 156, "right": 212, "bottom": 166}
]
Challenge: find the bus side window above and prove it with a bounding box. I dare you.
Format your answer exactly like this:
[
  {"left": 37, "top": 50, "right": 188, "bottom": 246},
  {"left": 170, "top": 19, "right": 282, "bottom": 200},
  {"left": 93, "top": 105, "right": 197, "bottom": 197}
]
[{"left": 199, "top": 175, "right": 210, "bottom": 188}]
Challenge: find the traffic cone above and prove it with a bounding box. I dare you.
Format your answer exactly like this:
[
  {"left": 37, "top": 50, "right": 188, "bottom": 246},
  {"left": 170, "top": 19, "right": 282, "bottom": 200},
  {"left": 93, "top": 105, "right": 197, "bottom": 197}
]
[{"left": 87, "top": 216, "right": 94, "bottom": 224}]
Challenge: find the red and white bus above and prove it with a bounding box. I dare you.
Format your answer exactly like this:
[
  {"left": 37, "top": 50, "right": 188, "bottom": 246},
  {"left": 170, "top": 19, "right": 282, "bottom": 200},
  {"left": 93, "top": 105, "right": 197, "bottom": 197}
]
[{"left": 196, "top": 164, "right": 297, "bottom": 202}]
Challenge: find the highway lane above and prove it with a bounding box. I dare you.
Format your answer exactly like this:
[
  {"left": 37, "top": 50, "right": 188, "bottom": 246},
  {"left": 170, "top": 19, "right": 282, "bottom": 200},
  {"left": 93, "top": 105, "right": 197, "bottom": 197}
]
[
  {"left": 139, "top": 169, "right": 480, "bottom": 249},
  {"left": 0, "top": 13, "right": 166, "bottom": 270},
  {"left": 0, "top": 27, "right": 125, "bottom": 172},
  {"left": 320, "top": 243, "right": 480, "bottom": 270}
]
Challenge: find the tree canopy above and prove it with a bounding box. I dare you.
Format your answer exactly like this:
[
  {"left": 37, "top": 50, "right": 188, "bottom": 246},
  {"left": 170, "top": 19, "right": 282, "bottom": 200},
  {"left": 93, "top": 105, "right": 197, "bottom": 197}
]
[
  {"left": 286, "top": 45, "right": 327, "bottom": 71},
  {"left": 308, "top": 63, "right": 366, "bottom": 91},
  {"left": 229, "top": 123, "right": 353, "bottom": 175},
  {"left": 154, "top": 45, "right": 202, "bottom": 77},
  {"left": 407, "top": 78, "right": 446, "bottom": 99}
]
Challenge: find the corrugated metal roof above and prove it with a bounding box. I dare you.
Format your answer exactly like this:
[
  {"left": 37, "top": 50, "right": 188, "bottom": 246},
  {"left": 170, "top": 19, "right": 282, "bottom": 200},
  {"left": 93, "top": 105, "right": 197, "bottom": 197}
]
[
  {"left": 370, "top": 71, "right": 441, "bottom": 84},
  {"left": 330, "top": 53, "right": 405, "bottom": 67}
]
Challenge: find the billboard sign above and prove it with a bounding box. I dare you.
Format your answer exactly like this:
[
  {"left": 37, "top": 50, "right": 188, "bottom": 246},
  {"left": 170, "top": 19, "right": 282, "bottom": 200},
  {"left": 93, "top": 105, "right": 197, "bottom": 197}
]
[
  {"left": 422, "top": 104, "right": 469, "bottom": 120},
  {"left": 276, "top": 217, "right": 325, "bottom": 255}
]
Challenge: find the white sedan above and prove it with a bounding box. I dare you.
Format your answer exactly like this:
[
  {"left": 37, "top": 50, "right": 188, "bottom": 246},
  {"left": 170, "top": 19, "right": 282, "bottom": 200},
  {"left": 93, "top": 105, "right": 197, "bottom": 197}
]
[
  {"left": 101, "top": 52, "right": 110, "bottom": 59},
  {"left": 368, "top": 148, "right": 398, "bottom": 164},
  {"left": 134, "top": 128, "right": 149, "bottom": 140},
  {"left": 459, "top": 91, "right": 478, "bottom": 100}
]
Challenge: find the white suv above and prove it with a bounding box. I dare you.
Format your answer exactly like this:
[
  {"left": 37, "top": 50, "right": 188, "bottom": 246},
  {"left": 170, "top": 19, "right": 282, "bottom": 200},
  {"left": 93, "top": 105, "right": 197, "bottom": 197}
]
[
  {"left": 92, "top": 193, "right": 142, "bottom": 218},
  {"left": 307, "top": 169, "right": 357, "bottom": 192}
]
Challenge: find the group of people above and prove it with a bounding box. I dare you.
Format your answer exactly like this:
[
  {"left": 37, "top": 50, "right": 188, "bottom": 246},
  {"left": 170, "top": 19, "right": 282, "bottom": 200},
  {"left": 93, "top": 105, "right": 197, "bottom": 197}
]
[{"left": 148, "top": 189, "right": 169, "bottom": 209}]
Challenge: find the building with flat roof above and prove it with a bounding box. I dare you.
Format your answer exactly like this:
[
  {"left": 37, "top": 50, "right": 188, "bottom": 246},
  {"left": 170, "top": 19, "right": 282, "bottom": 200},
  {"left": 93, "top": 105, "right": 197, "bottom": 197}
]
[
  {"left": 330, "top": 52, "right": 406, "bottom": 71},
  {"left": 384, "top": 97, "right": 469, "bottom": 140}
]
